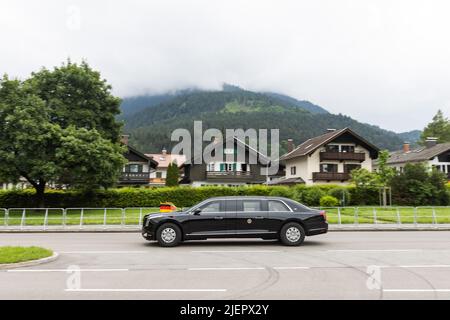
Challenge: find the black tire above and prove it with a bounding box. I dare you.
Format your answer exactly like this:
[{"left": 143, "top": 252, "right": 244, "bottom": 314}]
[
  {"left": 156, "top": 223, "right": 182, "bottom": 247},
  {"left": 279, "top": 222, "right": 305, "bottom": 246}
]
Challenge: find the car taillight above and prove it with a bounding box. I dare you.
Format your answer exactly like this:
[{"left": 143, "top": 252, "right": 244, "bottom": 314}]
[{"left": 320, "top": 210, "right": 327, "bottom": 221}]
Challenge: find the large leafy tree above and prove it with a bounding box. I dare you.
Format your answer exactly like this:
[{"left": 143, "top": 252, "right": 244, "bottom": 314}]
[
  {"left": 27, "top": 60, "right": 122, "bottom": 141},
  {"left": 420, "top": 110, "right": 450, "bottom": 144},
  {"left": 0, "top": 61, "right": 126, "bottom": 206}
]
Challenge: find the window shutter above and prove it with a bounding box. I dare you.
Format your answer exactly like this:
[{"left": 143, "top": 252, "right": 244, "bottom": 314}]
[{"left": 220, "top": 163, "right": 225, "bottom": 171}]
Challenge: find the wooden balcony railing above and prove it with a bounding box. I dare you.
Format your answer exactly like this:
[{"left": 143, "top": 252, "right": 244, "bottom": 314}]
[
  {"left": 320, "top": 152, "right": 365, "bottom": 162},
  {"left": 206, "top": 171, "right": 253, "bottom": 180},
  {"left": 119, "top": 172, "right": 150, "bottom": 183},
  {"left": 312, "top": 172, "right": 351, "bottom": 181}
]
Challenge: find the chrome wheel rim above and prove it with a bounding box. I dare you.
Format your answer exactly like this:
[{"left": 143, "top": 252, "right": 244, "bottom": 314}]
[
  {"left": 286, "top": 227, "right": 301, "bottom": 242},
  {"left": 161, "top": 227, "right": 176, "bottom": 243}
]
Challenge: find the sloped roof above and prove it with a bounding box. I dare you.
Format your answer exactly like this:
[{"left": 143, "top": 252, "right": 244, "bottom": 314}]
[
  {"left": 181, "top": 135, "right": 271, "bottom": 167},
  {"left": 145, "top": 153, "right": 186, "bottom": 168},
  {"left": 386, "top": 142, "right": 450, "bottom": 164},
  {"left": 127, "top": 145, "right": 158, "bottom": 168},
  {"left": 280, "top": 127, "right": 380, "bottom": 161}
]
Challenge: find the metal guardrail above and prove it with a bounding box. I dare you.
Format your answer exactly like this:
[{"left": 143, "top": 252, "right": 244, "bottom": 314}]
[{"left": 0, "top": 206, "right": 449, "bottom": 230}]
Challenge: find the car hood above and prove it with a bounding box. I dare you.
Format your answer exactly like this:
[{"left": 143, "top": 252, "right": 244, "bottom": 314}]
[{"left": 145, "top": 211, "right": 189, "bottom": 219}]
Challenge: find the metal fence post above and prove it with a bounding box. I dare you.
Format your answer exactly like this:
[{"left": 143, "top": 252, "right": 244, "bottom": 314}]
[
  {"left": 373, "top": 207, "right": 377, "bottom": 224},
  {"left": 103, "top": 208, "right": 107, "bottom": 228},
  {"left": 138, "top": 208, "right": 143, "bottom": 226},
  {"left": 79, "top": 208, "right": 84, "bottom": 228},
  {"left": 43, "top": 208, "right": 49, "bottom": 230},
  {"left": 337, "top": 207, "right": 342, "bottom": 226},
  {"left": 20, "top": 208, "right": 26, "bottom": 229},
  {"left": 413, "top": 207, "right": 417, "bottom": 225},
  {"left": 62, "top": 209, "right": 67, "bottom": 229},
  {"left": 396, "top": 207, "right": 401, "bottom": 225},
  {"left": 121, "top": 208, "right": 126, "bottom": 228},
  {"left": 432, "top": 207, "right": 437, "bottom": 225}
]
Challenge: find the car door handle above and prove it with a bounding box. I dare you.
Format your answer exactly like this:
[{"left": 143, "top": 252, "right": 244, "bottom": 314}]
[
  {"left": 254, "top": 216, "right": 264, "bottom": 219},
  {"left": 214, "top": 216, "right": 224, "bottom": 220}
]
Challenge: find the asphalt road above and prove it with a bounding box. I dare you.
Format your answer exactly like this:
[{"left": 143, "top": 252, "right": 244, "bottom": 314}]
[{"left": 1, "top": 232, "right": 450, "bottom": 300}]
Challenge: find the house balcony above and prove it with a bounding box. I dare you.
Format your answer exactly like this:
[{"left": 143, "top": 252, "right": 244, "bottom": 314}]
[
  {"left": 119, "top": 172, "right": 150, "bottom": 184},
  {"left": 206, "top": 171, "right": 253, "bottom": 181},
  {"left": 312, "top": 172, "right": 351, "bottom": 181},
  {"left": 319, "top": 151, "right": 366, "bottom": 162}
]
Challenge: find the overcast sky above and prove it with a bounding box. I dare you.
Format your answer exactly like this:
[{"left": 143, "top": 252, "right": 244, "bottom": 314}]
[{"left": 1, "top": 0, "right": 450, "bottom": 132}]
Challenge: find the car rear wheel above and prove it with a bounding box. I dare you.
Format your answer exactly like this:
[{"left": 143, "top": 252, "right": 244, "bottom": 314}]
[
  {"left": 156, "top": 223, "right": 182, "bottom": 247},
  {"left": 280, "top": 222, "right": 305, "bottom": 246}
]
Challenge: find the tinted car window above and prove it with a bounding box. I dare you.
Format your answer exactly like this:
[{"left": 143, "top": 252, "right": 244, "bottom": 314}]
[
  {"left": 242, "top": 200, "right": 261, "bottom": 212},
  {"left": 200, "top": 201, "right": 221, "bottom": 213},
  {"left": 268, "top": 200, "right": 289, "bottom": 212}
]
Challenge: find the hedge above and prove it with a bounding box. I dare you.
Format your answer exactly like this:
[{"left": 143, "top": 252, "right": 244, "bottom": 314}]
[{"left": 0, "top": 185, "right": 385, "bottom": 208}]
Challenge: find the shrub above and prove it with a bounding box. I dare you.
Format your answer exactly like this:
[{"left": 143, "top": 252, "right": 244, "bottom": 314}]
[
  {"left": 299, "top": 186, "right": 326, "bottom": 206},
  {"left": 319, "top": 195, "right": 340, "bottom": 207},
  {"left": 328, "top": 187, "right": 351, "bottom": 206}
]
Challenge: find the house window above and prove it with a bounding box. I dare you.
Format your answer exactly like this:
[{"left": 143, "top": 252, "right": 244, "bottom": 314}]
[
  {"left": 326, "top": 145, "right": 339, "bottom": 152},
  {"left": 127, "top": 164, "right": 142, "bottom": 173},
  {"left": 241, "top": 163, "right": 248, "bottom": 172},
  {"left": 341, "top": 145, "right": 355, "bottom": 153},
  {"left": 207, "top": 163, "right": 215, "bottom": 172},
  {"left": 344, "top": 164, "right": 361, "bottom": 173},
  {"left": 290, "top": 166, "right": 296, "bottom": 175},
  {"left": 320, "top": 163, "right": 338, "bottom": 173},
  {"left": 156, "top": 172, "right": 162, "bottom": 178}
]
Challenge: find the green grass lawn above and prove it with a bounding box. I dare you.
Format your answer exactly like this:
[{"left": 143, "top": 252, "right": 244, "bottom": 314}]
[
  {"left": 0, "top": 206, "right": 449, "bottom": 226},
  {"left": 0, "top": 246, "right": 53, "bottom": 264},
  {"left": 322, "top": 207, "right": 450, "bottom": 224}
]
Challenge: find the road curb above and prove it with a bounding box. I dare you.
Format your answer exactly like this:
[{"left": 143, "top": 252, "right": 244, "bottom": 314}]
[{"left": 0, "top": 252, "right": 59, "bottom": 270}]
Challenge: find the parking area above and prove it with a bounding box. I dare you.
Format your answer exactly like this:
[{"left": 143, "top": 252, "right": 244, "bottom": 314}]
[{"left": 1, "top": 231, "right": 450, "bottom": 299}]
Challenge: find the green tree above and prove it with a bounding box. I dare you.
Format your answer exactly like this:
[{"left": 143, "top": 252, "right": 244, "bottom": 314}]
[
  {"left": 27, "top": 60, "right": 122, "bottom": 141},
  {"left": 0, "top": 62, "right": 126, "bottom": 207},
  {"left": 390, "top": 163, "right": 449, "bottom": 206},
  {"left": 420, "top": 110, "right": 450, "bottom": 144},
  {"left": 376, "top": 150, "right": 396, "bottom": 206},
  {"left": 165, "top": 162, "right": 180, "bottom": 187}
]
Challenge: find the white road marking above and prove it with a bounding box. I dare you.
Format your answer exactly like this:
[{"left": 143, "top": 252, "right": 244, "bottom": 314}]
[
  {"left": 60, "top": 251, "right": 147, "bottom": 254},
  {"left": 383, "top": 289, "right": 450, "bottom": 293},
  {"left": 273, "top": 266, "right": 310, "bottom": 270},
  {"left": 381, "top": 265, "right": 450, "bottom": 268},
  {"left": 7, "top": 269, "right": 129, "bottom": 272},
  {"left": 328, "top": 249, "right": 422, "bottom": 252},
  {"left": 191, "top": 250, "right": 281, "bottom": 253},
  {"left": 65, "top": 288, "right": 227, "bottom": 292},
  {"left": 188, "top": 267, "right": 265, "bottom": 271}
]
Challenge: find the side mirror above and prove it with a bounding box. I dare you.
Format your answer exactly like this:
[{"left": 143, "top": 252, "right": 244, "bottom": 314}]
[{"left": 192, "top": 209, "right": 202, "bottom": 215}]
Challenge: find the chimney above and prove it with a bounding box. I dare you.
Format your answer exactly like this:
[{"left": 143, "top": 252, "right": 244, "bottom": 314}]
[
  {"left": 425, "top": 137, "right": 438, "bottom": 148},
  {"left": 120, "top": 134, "right": 129, "bottom": 145},
  {"left": 287, "top": 139, "right": 294, "bottom": 153},
  {"left": 327, "top": 128, "right": 336, "bottom": 133},
  {"left": 402, "top": 142, "right": 410, "bottom": 153}
]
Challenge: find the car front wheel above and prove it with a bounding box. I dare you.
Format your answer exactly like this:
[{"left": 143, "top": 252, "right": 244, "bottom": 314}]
[
  {"left": 280, "top": 222, "right": 305, "bottom": 246},
  {"left": 156, "top": 223, "right": 182, "bottom": 247}
]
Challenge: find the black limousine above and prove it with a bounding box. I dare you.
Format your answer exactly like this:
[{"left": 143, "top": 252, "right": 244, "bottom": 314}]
[{"left": 142, "top": 196, "right": 328, "bottom": 247}]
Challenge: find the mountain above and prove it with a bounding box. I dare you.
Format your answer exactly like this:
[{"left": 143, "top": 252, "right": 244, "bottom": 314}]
[
  {"left": 120, "top": 84, "right": 329, "bottom": 116},
  {"left": 398, "top": 130, "right": 422, "bottom": 147},
  {"left": 262, "top": 92, "right": 328, "bottom": 114},
  {"left": 122, "top": 89, "right": 404, "bottom": 154}
]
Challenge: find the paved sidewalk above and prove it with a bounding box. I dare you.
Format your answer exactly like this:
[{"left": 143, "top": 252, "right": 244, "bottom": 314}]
[{"left": 1, "top": 224, "right": 450, "bottom": 232}]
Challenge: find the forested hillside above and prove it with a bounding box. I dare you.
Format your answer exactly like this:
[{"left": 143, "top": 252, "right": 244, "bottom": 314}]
[{"left": 122, "top": 89, "right": 404, "bottom": 154}]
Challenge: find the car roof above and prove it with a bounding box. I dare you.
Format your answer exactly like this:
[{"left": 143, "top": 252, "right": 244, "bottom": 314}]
[{"left": 202, "top": 196, "right": 293, "bottom": 201}]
